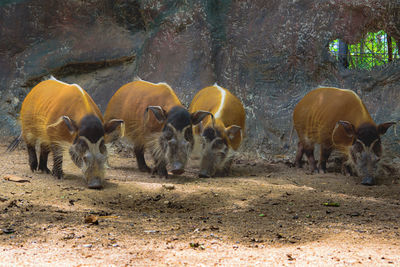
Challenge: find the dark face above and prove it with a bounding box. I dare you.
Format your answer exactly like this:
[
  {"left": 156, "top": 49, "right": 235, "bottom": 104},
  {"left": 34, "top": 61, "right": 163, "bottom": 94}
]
[
  {"left": 146, "top": 105, "right": 212, "bottom": 175},
  {"left": 159, "top": 123, "right": 194, "bottom": 175},
  {"left": 198, "top": 127, "right": 229, "bottom": 178},
  {"left": 338, "top": 120, "right": 394, "bottom": 186},
  {"left": 69, "top": 115, "right": 107, "bottom": 189},
  {"left": 350, "top": 124, "right": 382, "bottom": 186}
]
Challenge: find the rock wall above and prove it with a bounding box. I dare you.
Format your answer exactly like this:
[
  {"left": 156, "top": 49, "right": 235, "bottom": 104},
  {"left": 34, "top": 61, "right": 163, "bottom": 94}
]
[{"left": 1, "top": 0, "right": 400, "bottom": 158}]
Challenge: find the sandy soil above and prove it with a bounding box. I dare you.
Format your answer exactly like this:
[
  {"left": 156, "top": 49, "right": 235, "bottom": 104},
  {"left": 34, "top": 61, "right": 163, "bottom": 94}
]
[{"left": 0, "top": 140, "right": 400, "bottom": 266}]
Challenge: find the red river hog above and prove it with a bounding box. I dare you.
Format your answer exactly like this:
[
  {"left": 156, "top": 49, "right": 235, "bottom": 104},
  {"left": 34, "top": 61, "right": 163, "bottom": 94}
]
[
  {"left": 18, "top": 77, "right": 122, "bottom": 189},
  {"left": 189, "top": 84, "right": 245, "bottom": 178},
  {"left": 104, "top": 79, "right": 211, "bottom": 178},
  {"left": 293, "top": 87, "right": 394, "bottom": 185}
]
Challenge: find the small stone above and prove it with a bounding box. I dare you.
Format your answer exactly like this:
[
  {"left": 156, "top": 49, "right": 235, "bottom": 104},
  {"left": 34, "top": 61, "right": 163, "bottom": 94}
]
[
  {"left": 63, "top": 233, "right": 75, "bottom": 240},
  {"left": 162, "top": 184, "right": 175, "bottom": 190},
  {"left": 83, "top": 244, "right": 92, "bottom": 248},
  {"left": 144, "top": 230, "right": 159, "bottom": 234}
]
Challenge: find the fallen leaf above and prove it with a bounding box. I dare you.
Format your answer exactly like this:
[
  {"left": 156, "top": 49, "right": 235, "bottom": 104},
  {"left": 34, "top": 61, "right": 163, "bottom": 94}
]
[
  {"left": 3, "top": 175, "right": 30, "bottom": 183},
  {"left": 99, "top": 216, "right": 119, "bottom": 219},
  {"left": 323, "top": 202, "right": 340, "bottom": 207},
  {"left": 1, "top": 228, "right": 15, "bottom": 234},
  {"left": 287, "top": 254, "right": 295, "bottom": 261},
  {"left": 84, "top": 215, "right": 99, "bottom": 224},
  {"left": 190, "top": 242, "right": 205, "bottom": 249}
]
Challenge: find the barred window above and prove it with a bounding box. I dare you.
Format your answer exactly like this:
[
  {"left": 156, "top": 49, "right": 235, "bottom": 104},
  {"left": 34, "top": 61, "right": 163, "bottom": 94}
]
[{"left": 329, "top": 30, "right": 400, "bottom": 70}]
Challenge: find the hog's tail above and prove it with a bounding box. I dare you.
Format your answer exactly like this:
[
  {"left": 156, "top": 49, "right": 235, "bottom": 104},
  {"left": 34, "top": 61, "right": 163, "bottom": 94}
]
[
  {"left": 284, "top": 121, "right": 295, "bottom": 151},
  {"left": 6, "top": 133, "right": 22, "bottom": 152}
]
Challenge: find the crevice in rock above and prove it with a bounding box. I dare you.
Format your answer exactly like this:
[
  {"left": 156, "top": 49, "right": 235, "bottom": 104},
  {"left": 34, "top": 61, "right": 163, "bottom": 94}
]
[{"left": 23, "top": 55, "right": 135, "bottom": 88}]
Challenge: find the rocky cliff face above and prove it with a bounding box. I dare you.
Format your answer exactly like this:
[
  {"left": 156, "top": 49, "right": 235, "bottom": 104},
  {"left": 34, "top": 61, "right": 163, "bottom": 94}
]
[{"left": 1, "top": 0, "right": 400, "bottom": 158}]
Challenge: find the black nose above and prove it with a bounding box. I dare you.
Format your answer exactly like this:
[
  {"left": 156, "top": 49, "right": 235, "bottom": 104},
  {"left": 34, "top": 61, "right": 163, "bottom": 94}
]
[
  {"left": 88, "top": 178, "right": 103, "bottom": 189},
  {"left": 199, "top": 170, "right": 210, "bottom": 178},
  {"left": 171, "top": 162, "right": 184, "bottom": 175},
  {"left": 361, "top": 176, "right": 375, "bottom": 186}
]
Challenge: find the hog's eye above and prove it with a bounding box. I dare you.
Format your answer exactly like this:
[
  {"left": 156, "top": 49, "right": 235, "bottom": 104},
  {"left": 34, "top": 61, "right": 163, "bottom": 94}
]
[
  {"left": 212, "top": 138, "right": 225, "bottom": 150},
  {"left": 371, "top": 140, "right": 381, "bottom": 156},
  {"left": 184, "top": 128, "right": 193, "bottom": 142},
  {"left": 353, "top": 140, "right": 364, "bottom": 153},
  {"left": 164, "top": 130, "right": 173, "bottom": 140},
  {"left": 76, "top": 138, "right": 88, "bottom": 154},
  {"left": 99, "top": 140, "right": 106, "bottom": 154}
]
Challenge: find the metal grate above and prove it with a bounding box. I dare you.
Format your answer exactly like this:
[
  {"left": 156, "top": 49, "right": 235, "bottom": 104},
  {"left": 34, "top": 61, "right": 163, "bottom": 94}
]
[{"left": 329, "top": 31, "right": 400, "bottom": 70}]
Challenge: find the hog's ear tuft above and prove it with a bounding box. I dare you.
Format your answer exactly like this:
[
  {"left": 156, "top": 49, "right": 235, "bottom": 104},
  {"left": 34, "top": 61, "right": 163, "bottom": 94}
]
[
  {"left": 225, "top": 125, "right": 242, "bottom": 141},
  {"left": 377, "top": 122, "right": 395, "bottom": 135},
  {"left": 191, "top": 110, "right": 213, "bottom": 125},
  {"left": 46, "top": 116, "right": 78, "bottom": 136},
  {"left": 62, "top": 116, "right": 79, "bottom": 133},
  {"left": 145, "top": 106, "right": 167, "bottom": 123},
  {"left": 104, "top": 119, "right": 124, "bottom": 134},
  {"left": 338, "top": 120, "right": 356, "bottom": 137}
]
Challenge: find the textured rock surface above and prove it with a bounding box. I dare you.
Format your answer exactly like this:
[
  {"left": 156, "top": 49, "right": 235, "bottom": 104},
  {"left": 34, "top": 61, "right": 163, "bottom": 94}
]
[{"left": 1, "top": 0, "right": 400, "bottom": 157}]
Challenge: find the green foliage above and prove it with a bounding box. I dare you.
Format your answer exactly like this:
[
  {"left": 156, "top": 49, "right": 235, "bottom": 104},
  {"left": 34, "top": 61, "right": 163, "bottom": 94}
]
[{"left": 329, "top": 30, "right": 400, "bottom": 70}]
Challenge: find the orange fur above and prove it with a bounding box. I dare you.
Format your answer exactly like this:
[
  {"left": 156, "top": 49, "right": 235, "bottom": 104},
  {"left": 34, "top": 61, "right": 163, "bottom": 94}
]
[
  {"left": 104, "top": 80, "right": 182, "bottom": 145},
  {"left": 189, "top": 85, "right": 245, "bottom": 150},
  {"left": 293, "top": 87, "right": 375, "bottom": 152},
  {"left": 20, "top": 79, "right": 103, "bottom": 145}
]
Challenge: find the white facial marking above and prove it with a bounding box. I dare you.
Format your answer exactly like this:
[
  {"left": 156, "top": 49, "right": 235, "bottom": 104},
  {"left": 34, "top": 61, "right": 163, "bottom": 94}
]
[{"left": 80, "top": 136, "right": 104, "bottom": 154}]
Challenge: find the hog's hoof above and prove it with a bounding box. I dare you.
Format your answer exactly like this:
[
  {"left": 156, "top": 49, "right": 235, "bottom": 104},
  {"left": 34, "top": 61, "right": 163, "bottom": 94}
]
[
  {"left": 199, "top": 173, "right": 210, "bottom": 178},
  {"left": 152, "top": 167, "right": 168, "bottom": 178},
  {"left": 139, "top": 165, "right": 151, "bottom": 173},
  {"left": 52, "top": 169, "right": 64, "bottom": 179},
  {"left": 361, "top": 176, "right": 375, "bottom": 186},
  {"left": 306, "top": 168, "right": 319, "bottom": 175},
  {"left": 138, "top": 161, "right": 151, "bottom": 173},
  {"left": 29, "top": 162, "right": 38, "bottom": 172},
  {"left": 39, "top": 166, "right": 51, "bottom": 174}
]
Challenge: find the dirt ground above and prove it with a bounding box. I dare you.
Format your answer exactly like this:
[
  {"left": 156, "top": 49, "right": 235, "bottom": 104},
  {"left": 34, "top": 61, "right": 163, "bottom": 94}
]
[{"left": 1, "top": 140, "right": 400, "bottom": 266}]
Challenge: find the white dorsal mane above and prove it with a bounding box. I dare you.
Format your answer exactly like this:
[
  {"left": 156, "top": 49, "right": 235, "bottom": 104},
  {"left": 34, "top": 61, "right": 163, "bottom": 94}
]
[{"left": 214, "top": 84, "right": 226, "bottom": 119}]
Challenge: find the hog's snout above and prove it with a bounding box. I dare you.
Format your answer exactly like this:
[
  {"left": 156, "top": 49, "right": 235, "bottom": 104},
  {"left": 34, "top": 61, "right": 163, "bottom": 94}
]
[
  {"left": 171, "top": 162, "right": 184, "bottom": 175},
  {"left": 88, "top": 177, "right": 103, "bottom": 189},
  {"left": 199, "top": 170, "right": 211, "bottom": 178},
  {"left": 361, "top": 176, "right": 375, "bottom": 186}
]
